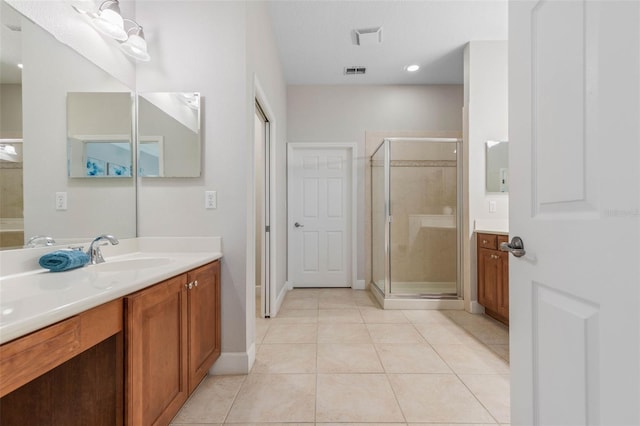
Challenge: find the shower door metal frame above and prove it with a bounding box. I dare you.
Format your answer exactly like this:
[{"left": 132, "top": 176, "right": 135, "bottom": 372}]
[{"left": 372, "top": 137, "right": 463, "bottom": 300}]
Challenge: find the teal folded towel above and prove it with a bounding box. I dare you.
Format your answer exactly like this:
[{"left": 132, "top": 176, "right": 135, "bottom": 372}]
[{"left": 39, "top": 250, "right": 90, "bottom": 272}]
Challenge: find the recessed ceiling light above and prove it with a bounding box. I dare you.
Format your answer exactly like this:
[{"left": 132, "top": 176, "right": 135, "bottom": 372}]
[{"left": 405, "top": 64, "right": 420, "bottom": 72}]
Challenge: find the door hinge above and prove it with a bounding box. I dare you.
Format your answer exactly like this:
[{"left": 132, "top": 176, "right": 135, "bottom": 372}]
[{"left": 265, "top": 225, "right": 270, "bottom": 232}]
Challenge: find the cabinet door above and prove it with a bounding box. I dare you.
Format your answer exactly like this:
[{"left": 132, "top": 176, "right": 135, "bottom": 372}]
[
  {"left": 126, "top": 274, "right": 188, "bottom": 426},
  {"left": 496, "top": 251, "right": 509, "bottom": 322},
  {"left": 478, "top": 248, "right": 499, "bottom": 311},
  {"left": 187, "top": 261, "right": 221, "bottom": 394}
]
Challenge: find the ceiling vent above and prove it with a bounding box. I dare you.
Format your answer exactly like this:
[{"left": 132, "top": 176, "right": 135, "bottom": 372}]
[
  {"left": 344, "top": 66, "right": 366, "bottom": 75},
  {"left": 354, "top": 27, "right": 382, "bottom": 46}
]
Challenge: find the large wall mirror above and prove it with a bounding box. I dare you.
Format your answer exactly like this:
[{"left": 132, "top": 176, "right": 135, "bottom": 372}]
[
  {"left": 486, "top": 140, "right": 508, "bottom": 193},
  {"left": 0, "top": 2, "right": 137, "bottom": 250}
]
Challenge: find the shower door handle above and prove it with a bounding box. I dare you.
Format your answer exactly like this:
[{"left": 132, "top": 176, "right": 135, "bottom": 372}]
[
  {"left": 500, "top": 236, "right": 526, "bottom": 258},
  {"left": 294, "top": 222, "right": 304, "bottom": 228}
]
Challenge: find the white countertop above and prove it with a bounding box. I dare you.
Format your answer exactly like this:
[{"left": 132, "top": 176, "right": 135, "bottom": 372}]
[
  {"left": 0, "top": 237, "right": 222, "bottom": 345},
  {"left": 474, "top": 218, "right": 509, "bottom": 235}
]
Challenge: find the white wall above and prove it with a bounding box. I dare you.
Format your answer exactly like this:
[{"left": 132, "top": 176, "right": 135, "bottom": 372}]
[
  {"left": 287, "top": 85, "right": 464, "bottom": 281},
  {"left": 21, "top": 19, "right": 136, "bottom": 241},
  {"left": 463, "top": 41, "right": 509, "bottom": 311}
]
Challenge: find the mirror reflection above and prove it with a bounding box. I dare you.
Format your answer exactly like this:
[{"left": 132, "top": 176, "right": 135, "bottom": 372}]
[
  {"left": 67, "top": 92, "right": 134, "bottom": 178},
  {"left": 486, "top": 140, "right": 508, "bottom": 193},
  {"left": 138, "top": 92, "right": 201, "bottom": 178}
]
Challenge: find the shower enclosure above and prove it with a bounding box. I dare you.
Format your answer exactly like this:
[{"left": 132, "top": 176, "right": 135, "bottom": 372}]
[{"left": 371, "top": 137, "right": 463, "bottom": 308}]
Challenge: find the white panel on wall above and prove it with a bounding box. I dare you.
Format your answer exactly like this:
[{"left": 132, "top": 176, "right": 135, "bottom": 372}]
[
  {"left": 327, "top": 156, "right": 343, "bottom": 170},
  {"left": 303, "top": 155, "right": 319, "bottom": 170},
  {"left": 533, "top": 0, "right": 596, "bottom": 214},
  {"left": 534, "top": 283, "right": 600, "bottom": 425},
  {"left": 303, "top": 231, "right": 319, "bottom": 271},
  {"left": 327, "top": 231, "right": 343, "bottom": 272},
  {"left": 303, "top": 178, "right": 319, "bottom": 218},
  {"left": 327, "top": 177, "right": 343, "bottom": 218}
]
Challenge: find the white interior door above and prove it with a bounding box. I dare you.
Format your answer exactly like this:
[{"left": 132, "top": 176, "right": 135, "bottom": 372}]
[
  {"left": 509, "top": 1, "right": 640, "bottom": 425},
  {"left": 288, "top": 144, "right": 354, "bottom": 288}
]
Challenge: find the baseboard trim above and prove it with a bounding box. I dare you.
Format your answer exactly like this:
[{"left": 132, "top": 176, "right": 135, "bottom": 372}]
[
  {"left": 353, "top": 279, "right": 366, "bottom": 290},
  {"left": 273, "top": 283, "right": 288, "bottom": 316},
  {"left": 286, "top": 281, "right": 293, "bottom": 290},
  {"left": 209, "top": 345, "right": 255, "bottom": 375},
  {"left": 469, "top": 301, "right": 485, "bottom": 314}
]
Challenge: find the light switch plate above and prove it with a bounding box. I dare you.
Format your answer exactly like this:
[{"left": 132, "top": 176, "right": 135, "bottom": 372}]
[
  {"left": 55, "top": 192, "right": 67, "bottom": 210},
  {"left": 205, "top": 191, "right": 217, "bottom": 209},
  {"left": 489, "top": 200, "right": 497, "bottom": 213}
]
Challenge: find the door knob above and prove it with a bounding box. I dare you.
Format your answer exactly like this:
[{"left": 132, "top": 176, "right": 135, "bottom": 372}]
[
  {"left": 500, "top": 236, "right": 526, "bottom": 258},
  {"left": 294, "top": 222, "right": 304, "bottom": 228}
]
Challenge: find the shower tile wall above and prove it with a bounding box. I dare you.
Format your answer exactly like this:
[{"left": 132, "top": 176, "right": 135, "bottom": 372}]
[{"left": 390, "top": 161, "right": 457, "bottom": 286}]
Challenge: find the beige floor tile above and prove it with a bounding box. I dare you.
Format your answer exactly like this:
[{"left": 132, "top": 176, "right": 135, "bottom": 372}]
[
  {"left": 316, "top": 374, "right": 405, "bottom": 422},
  {"left": 443, "top": 310, "right": 494, "bottom": 327},
  {"left": 255, "top": 318, "right": 270, "bottom": 344},
  {"left": 413, "top": 323, "right": 480, "bottom": 345},
  {"left": 318, "top": 309, "right": 363, "bottom": 323},
  {"left": 366, "top": 323, "right": 425, "bottom": 343},
  {"left": 432, "top": 343, "right": 510, "bottom": 374},
  {"left": 252, "top": 344, "right": 317, "bottom": 373},
  {"left": 375, "top": 343, "right": 451, "bottom": 373},
  {"left": 172, "top": 375, "right": 245, "bottom": 424},
  {"left": 409, "top": 424, "right": 496, "bottom": 426},
  {"left": 488, "top": 344, "right": 510, "bottom": 361},
  {"left": 286, "top": 289, "right": 322, "bottom": 299},
  {"left": 388, "top": 374, "right": 495, "bottom": 423},
  {"left": 262, "top": 323, "right": 317, "bottom": 344},
  {"left": 352, "top": 292, "right": 379, "bottom": 307},
  {"left": 317, "top": 323, "right": 372, "bottom": 343},
  {"left": 272, "top": 309, "right": 319, "bottom": 323},
  {"left": 318, "top": 298, "right": 358, "bottom": 309},
  {"left": 318, "top": 288, "right": 356, "bottom": 298},
  {"left": 226, "top": 374, "right": 315, "bottom": 423},
  {"left": 464, "top": 321, "right": 509, "bottom": 345},
  {"left": 317, "top": 424, "right": 406, "bottom": 426},
  {"left": 402, "top": 310, "right": 456, "bottom": 324},
  {"left": 317, "top": 343, "right": 384, "bottom": 373},
  {"left": 360, "top": 309, "right": 409, "bottom": 324},
  {"left": 459, "top": 374, "right": 510, "bottom": 424},
  {"left": 224, "top": 424, "right": 314, "bottom": 426},
  {"left": 280, "top": 297, "right": 319, "bottom": 310}
]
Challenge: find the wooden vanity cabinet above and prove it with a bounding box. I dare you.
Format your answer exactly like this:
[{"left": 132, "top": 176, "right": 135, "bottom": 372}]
[
  {"left": 477, "top": 233, "right": 509, "bottom": 325},
  {"left": 125, "top": 260, "right": 221, "bottom": 426}
]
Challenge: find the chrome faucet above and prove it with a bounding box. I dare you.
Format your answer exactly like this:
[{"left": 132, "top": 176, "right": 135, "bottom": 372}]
[
  {"left": 87, "top": 234, "right": 119, "bottom": 264},
  {"left": 25, "top": 235, "right": 56, "bottom": 248}
]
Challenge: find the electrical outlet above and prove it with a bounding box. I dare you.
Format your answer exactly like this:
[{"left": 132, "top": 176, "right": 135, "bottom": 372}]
[
  {"left": 55, "top": 192, "right": 67, "bottom": 210},
  {"left": 489, "top": 200, "right": 497, "bottom": 213},
  {"left": 205, "top": 191, "right": 217, "bottom": 209}
]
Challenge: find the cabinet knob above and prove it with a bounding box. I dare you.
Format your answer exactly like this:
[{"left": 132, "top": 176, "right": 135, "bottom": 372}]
[
  {"left": 187, "top": 282, "right": 193, "bottom": 290},
  {"left": 483, "top": 240, "right": 488, "bottom": 244},
  {"left": 194, "top": 280, "right": 198, "bottom": 287}
]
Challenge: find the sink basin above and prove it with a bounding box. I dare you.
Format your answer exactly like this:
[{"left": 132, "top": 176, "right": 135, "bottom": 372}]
[{"left": 91, "top": 257, "right": 171, "bottom": 272}]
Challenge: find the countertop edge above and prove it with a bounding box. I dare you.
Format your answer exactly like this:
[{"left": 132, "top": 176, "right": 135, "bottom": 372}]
[{"left": 0, "top": 252, "right": 222, "bottom": 345}]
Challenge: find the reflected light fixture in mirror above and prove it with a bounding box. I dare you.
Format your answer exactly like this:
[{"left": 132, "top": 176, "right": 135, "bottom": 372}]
[
  {"left": 90, "top": 0, "right": 128, "bottom": 41},
  {"left": 120, "top": 19, "right": 150, "bottom": 62}
]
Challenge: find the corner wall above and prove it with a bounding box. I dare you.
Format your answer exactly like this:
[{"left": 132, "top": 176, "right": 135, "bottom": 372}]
[{"left": 463, "top": 41, "right": 509, "bottom": 311}]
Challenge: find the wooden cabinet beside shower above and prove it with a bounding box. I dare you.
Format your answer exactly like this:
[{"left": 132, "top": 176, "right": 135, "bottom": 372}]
[{"left": 477, "top": 233, "right": 509, "bottom": 325}]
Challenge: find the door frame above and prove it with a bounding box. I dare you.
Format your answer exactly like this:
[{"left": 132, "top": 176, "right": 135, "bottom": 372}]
[
  {"left": 250, "top": 77, "right": 277, "bottom": 319},
  {"left": 286, "top": 142, "right": 358, "bottom": 288}
]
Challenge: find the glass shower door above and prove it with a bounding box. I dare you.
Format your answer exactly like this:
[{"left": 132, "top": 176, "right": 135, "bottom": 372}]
[{"left": 371, "top": 141, "right": 387, "bottom": 294}]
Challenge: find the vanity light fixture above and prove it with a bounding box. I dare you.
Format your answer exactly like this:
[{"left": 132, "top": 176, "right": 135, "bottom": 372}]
[
  {"left": 89, "top": 0, "right": 128, "bottom": 41},
  {"left": 119, "top": 20, "right": 151, "bottom": 62}
]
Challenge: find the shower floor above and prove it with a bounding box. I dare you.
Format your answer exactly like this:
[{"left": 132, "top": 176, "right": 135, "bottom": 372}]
[{"left": 390, "top": 281, "right": 457, "bottom": 295}]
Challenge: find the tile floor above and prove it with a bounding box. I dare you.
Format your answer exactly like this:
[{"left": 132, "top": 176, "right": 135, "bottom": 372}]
[{"left": 172, "top": 288, "right": 510, "bottom": 425}]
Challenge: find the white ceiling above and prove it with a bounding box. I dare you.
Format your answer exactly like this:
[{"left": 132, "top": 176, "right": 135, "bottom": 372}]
[{"left": 267, "top": 0, "right": 508, "bottom": 85}]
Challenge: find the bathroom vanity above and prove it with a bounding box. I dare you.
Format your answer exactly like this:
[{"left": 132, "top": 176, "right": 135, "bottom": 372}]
[
  {"left": 0, "top": 238, "right": 221, "bottom": 425},
  {"left": 476, "top": 232, "right": 509, "bottom": 325}
]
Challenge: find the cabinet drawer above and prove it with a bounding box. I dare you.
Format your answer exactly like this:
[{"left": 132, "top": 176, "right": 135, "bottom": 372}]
[
  {"left": 478, "top": 233, "right": 497, "bottom": 249},
  {"left": 497, "top": 235, "right": 509, "bottom": 246},
  {"left": 0, "top": 317, "right": 81, "bottom": 397}
]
